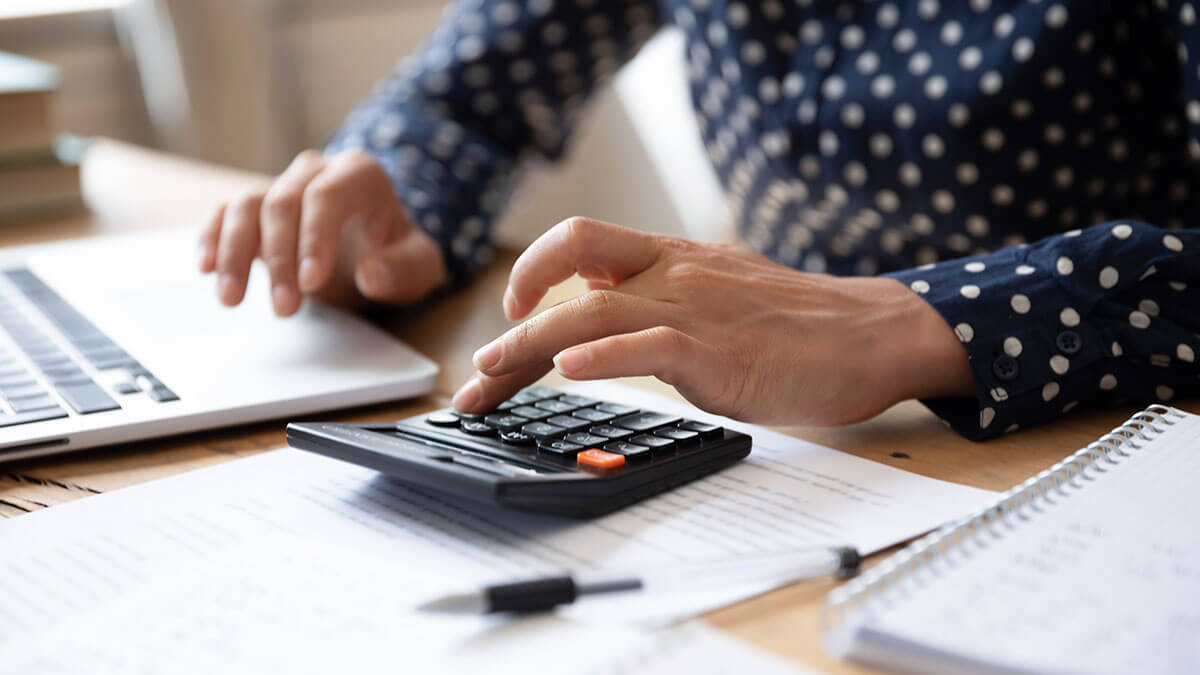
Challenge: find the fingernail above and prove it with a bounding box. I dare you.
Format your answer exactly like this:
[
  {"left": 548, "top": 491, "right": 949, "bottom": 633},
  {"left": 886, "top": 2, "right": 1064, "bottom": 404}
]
[
  {"left": 453, "top": 378, "right": 481, "bottom": 412},
  {"left": 272, "top": 284, "right": 298, "bottom": 316},
  {"left": 553, "top": 347, "right": 590, "bottom": 375},
  {"left": 473, "top": 340, "right": 502, "bottom": 372},
  {"left": 217, "top": 274, "right": 238, "bottom": 305},
  {"left": 502, "top": 287, "right": 517, "bottom": 318},
  {"left": 298, "top": 257, "right": 319, "bottom": 292}
]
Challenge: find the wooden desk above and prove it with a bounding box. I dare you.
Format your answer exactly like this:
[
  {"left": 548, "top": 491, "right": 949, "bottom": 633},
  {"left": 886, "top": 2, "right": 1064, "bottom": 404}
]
[{"left": 0, "top": 140, "right": 1159, "bottom": 672}]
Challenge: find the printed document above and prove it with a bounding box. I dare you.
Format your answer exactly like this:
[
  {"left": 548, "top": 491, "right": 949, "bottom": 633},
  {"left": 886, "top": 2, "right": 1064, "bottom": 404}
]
[{"left": 0, "top": 383, "right": 993, "bottom": 672}]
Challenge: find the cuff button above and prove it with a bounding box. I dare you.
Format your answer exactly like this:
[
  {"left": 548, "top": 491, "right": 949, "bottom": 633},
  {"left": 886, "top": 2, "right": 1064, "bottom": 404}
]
[
  {"left": 992, "top": 355, "right": 1020, "bottom": 381},
  {"left": 1056, "top": 330, "right": 1082, "bottom": 355}
]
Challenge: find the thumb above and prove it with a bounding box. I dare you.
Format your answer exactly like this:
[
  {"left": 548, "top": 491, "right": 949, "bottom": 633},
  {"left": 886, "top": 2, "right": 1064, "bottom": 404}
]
[{"left": 354, "top": 229, "right": 447, "bottom": 304}]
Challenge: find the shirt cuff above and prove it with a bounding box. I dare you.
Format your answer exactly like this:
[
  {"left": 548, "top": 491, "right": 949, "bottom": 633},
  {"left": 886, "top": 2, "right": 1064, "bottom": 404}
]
[{"left": 885, "top": 239, "right": 1110, "bottom": 440}]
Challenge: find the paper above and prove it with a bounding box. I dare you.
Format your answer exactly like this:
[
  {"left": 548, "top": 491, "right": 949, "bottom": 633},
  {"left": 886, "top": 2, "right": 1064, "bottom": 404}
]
[
  {"left": 582, "top": 621, "right": 817, "bottom": 675},
  {"left": 0, "top": 383, "right": 993, "bottom": 671},
  {"left": 837, "top": 411, "right": 1200, "bottom": 673}
]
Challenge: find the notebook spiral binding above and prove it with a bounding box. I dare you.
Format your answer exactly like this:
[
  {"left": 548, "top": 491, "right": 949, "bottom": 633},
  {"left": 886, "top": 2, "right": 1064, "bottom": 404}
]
[{"left": 820, "top": 404, "right": 1186, "bottom": 641}]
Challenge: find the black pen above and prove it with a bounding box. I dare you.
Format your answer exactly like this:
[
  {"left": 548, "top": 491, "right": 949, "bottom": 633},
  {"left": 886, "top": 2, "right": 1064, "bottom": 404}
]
[{"left": 418, "top": 546, "right": 861, "bottom": 615}]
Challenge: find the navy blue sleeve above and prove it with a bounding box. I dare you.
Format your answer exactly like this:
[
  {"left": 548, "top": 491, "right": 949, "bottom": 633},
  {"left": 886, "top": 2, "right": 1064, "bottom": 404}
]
[
  {"left": 325, "top": 0, "right": 662, "bottom": 287},
  {"left": 887, "top": 222, "right": 1199, "bottom": 440}
]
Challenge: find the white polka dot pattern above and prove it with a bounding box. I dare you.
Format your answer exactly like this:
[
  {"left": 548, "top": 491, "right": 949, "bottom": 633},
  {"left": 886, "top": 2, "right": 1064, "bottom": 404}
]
[{"left": 324, "top": 0, "right": 1200, "bottom": 440}]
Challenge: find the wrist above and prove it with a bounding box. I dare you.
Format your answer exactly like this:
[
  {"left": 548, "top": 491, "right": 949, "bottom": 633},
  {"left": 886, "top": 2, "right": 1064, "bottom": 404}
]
[{"left": 870, "top": 278, "right": 976, "bottom": 402}]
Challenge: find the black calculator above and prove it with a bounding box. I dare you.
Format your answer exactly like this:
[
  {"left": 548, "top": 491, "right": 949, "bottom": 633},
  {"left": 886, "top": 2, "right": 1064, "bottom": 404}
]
[{"left": 286, "top": 386, "right": 752, "bottom": 517}]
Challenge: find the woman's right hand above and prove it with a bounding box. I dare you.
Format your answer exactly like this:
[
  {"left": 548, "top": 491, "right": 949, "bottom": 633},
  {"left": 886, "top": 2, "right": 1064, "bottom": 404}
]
[{"left": 199, "top": 148, "right": 446, "bottom": 316}]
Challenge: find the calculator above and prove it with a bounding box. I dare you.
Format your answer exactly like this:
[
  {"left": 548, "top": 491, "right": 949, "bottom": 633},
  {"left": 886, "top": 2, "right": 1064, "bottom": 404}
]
[{"left": 286, "top": 386, "right": 752, "bottom": 517}]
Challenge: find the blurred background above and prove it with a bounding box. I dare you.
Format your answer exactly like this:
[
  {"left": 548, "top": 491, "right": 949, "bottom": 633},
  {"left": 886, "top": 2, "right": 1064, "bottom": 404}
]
[{"left": 0, "top": 0, "right": 732, "bottom": 248}]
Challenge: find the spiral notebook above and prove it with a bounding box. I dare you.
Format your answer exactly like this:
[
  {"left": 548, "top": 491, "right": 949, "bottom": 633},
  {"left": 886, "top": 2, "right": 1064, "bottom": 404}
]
[{"left": 822, "top": 405, "right": 1200, "bottom": 674}]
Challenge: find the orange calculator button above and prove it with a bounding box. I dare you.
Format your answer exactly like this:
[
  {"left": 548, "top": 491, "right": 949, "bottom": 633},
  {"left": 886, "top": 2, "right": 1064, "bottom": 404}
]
[{"left": 576, "top": 449, "right": 625, "bottom": 470}]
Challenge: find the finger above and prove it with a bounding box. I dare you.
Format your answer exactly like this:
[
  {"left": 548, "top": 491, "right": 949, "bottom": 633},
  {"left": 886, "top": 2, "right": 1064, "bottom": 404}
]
[
  {"left": 504, "top": 217, "right": 662, "bottom": 320},
  {"left": 297, "top": 149, "right": 396, "bottom": 293},
  {"left": 552, "top": 326, "right": 711, "bottom": 394},
  {"left": 452, "top": 367, "right": 552, "bottom": 414},
  {"left": 260, "top": 150, "right": 327, "bottom": 316},
  {"left": 198, "top": 203, "right": 226, "bottom": 273},
  {"left": 354, "top": 227, "right": 446, "bottom": 305},
  {"left": 473, "top": 289, "right": 678, "bottom": 378},
  {"left": 215, "top": 193, "right": 264, "bottom": 306}
]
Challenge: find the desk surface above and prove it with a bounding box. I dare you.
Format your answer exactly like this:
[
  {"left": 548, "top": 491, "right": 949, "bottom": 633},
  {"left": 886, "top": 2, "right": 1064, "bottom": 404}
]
[{"left": 0, "top": 140, "right": 1160, "bottom": 672}]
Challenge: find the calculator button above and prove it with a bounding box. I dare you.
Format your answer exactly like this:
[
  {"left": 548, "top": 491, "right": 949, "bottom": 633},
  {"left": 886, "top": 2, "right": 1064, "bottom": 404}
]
[
  {"left": 538, "top": 439, "right": 584, "bottom": 456},
  {"left": 603, "top": 441, "right": 652, "bottom": 461},
  {"left": 460, "top": 421, "right": 497, "bottom": 436},
  {"left": 630, "top": 434, "right": 675, "bottom": 451},
  {"left": 534, "top": 399, "right": 576, "bottom": 414},
  {"left": 565, "top": 432, "right": 609, "bottom": 447},
  {"left": 612, "top": 412, "right": 681, "bottom": 432},
  {"left": 426, "top": 411, "right": 460, "bottom": 427},
  {"left": 509, "top": 391, "right": 542, "bottom": 405},
  {"left": 557, "top": 394, "right": 598, "bottom": 408},
  {"left": 456, "top": 412, "right": 485, "bottom": 422},
  {"left": 510, "top": 405, "right": 554, "bottom": 421},
  {"left": 484, "top": 413, "right": 530, "bottom": 432},
  {"left": 522, "top": 422, "right": 566, "bottom": 440},
  {"left": 654, "top": 428, "right": 700, "bottom": 445},
  {"left": 521, "top": 386, "right": 561, "bottom": 399},
  {"left": 677, "top": 420, "right": 723, "bottom": 439},
  {"left": 595, "top": 402, "right": 638, "bottom": 416},
  {"left": 500, "top": 430, "right": 535, "bottom": 445},
  {"left": 545, "top": 415, "right": 591, "bottom": 432},
  {"left": 497, "top": 400, "right": 517, "bottom": 411},
  {"left": 589, "top": 424, "right": 634, "bottom": 440},
  {"left": 577, "top": 449, "right": 625, "bottom": 470},
  {"left": 572, "top": 407, "right": 616, "bottom": 423}
]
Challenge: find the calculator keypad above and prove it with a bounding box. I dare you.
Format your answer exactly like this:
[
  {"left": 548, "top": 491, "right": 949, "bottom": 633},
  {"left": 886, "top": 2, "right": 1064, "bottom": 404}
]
[
  {"left": 538, "top": 439, "right": 584, "bottom": 456},
  {"left": 499, "top": 430, "right": 535, "bottom": 445},
  {"left": 611, "top": 412, "right": 681, "bottom": 432},
  {"left": 509, "top": 405, "right": 553, "bottom": 421},
  {"left": 603, "top": 441, "right": 653, "bottom": 460},
  {"left": 564, "top": 432, "right": 608, "bottom": 447},
  {"left": 571, "top": 408, "right": 616, "bottom": 423},
  {"left": 484, "top": 414, "right": 527, "bottom": 432},
  {"left": 421, "top": 387, "right": 725, "bottom": 474}
]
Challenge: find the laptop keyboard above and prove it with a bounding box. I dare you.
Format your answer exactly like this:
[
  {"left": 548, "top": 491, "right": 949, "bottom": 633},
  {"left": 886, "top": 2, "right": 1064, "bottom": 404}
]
[{"left": 0, "top": 268, "right": 178, "bottom": 428}]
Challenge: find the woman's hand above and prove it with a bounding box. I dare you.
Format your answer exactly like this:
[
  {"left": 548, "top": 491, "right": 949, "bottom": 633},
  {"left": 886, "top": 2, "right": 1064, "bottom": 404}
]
[
  {"left": 453, "top": 218, "right": 974, "bottom": 426},
  {"left": 199, "top": 149, "right": 446, "bottom": 316}
]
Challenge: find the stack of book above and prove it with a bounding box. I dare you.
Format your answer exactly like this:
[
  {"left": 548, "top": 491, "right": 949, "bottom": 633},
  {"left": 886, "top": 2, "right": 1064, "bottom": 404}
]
[{"left": 0, "top": 50, "right": 82, "bottom": 223}]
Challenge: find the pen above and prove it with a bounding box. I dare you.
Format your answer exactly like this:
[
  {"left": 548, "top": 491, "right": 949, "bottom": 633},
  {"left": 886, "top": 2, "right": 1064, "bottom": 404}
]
[{"left": 418, "top": 546, "right": 861, "bottom": 615}]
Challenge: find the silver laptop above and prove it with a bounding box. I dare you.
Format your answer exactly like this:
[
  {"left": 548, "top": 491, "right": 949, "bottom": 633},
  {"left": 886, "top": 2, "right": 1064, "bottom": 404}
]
[{"left": 0, "top": 227, "right": 438, "bottom": 461}]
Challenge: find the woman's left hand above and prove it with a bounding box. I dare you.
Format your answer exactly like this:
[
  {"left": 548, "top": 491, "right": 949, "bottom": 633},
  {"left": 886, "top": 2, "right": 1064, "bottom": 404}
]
[{"left": 452, "top": 218, "right": 974, "bottom": 426}]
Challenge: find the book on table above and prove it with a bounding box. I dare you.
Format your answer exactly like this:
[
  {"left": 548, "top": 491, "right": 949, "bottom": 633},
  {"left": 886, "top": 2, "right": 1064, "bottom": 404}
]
[{"left": 0, "top": 50, "right": 81, "bottom": 222}]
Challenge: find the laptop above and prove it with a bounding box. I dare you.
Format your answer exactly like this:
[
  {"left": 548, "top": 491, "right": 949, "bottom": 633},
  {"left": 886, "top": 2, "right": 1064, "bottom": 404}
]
[{"left": 0, "top": 227, "right": 438, "bottom": 462}]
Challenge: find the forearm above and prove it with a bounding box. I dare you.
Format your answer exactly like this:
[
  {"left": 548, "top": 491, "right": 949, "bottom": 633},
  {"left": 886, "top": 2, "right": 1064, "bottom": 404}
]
[{"left": 324, "top": 0, "right": 663, "bottom": 288}]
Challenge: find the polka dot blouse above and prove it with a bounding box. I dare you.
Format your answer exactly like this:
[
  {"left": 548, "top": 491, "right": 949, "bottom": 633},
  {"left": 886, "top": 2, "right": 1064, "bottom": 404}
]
[{"left": 327, "top": 0, "right": 1200, "bottom": 440}]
